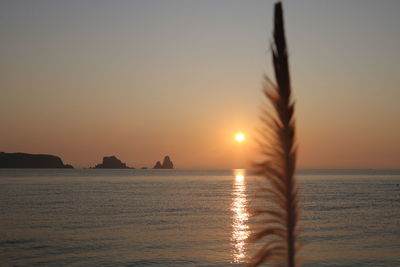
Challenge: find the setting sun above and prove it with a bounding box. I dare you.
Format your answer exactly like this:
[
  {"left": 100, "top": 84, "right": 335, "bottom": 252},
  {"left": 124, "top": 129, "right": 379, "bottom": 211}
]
[{"left": 235, "top": 132, "right": 245, "bottom": 143}]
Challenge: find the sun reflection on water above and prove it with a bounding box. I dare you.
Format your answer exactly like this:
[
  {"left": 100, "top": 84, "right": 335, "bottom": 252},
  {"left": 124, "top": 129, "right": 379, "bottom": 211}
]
[{"left": 231, "top": 169, "right": 250, "bottom": 263}]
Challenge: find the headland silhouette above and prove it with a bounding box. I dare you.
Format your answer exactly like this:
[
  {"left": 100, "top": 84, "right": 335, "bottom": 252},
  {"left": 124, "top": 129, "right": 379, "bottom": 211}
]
[
  {"left": 0, "top": 152, "right": 73, "bottom": 169},
  {"left": 0, "top": 152, "right": 174, "bottom": 169}
]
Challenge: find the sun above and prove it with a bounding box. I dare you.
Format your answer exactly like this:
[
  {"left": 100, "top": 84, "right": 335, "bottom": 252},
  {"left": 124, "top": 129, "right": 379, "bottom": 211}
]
[{"left": 235, "top": 132, "right": 245, "bottom": 143}]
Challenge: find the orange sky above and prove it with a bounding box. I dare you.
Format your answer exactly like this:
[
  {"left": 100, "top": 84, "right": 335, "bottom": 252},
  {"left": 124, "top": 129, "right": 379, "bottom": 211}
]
[{"left": 1, "top": 1, "right": 399, "bottom": 169}]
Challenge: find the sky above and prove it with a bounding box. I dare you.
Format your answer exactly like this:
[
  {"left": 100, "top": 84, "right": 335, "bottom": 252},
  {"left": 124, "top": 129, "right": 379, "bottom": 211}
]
[{"left": 1, "top": 0, "right": 399, "bottom": 169}]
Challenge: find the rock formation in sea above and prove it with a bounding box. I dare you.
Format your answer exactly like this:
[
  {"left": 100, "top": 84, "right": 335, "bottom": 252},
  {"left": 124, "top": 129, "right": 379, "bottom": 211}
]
[
  {"left": 0, "top": 152, "right": 73, "bottom": 168},
  {"left": 94, "top": 156, "right": 130, "bottom": 169},
  {"left": 162, "top": 155, "right": 174, "bottom": 169},
  {"left": 153, "top": 161, "right": 162, "bottom": 169},
  {"left": 153, "top": 156, "right": 174, "bottom": 169}
]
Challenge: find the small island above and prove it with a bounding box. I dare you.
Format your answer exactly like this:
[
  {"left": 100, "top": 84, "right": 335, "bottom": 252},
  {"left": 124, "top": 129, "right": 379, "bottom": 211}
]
[
  {"left": 94, "top": 156, "right": 132, "bottom": 169},
  {"left": 153, "top": 155, "right": 174, "bottom": 169},
  {"left": 0, "top": 152, "right": 73, "bottom": 168}
]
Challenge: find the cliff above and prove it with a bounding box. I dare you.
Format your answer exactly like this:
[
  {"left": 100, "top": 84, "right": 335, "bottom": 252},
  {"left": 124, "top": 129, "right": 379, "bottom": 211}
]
[
  {"left": 94, "top": 156, "right": 130, "bottom": 169},
  {"left": 153, "top": 155, "right": 174, "bottom": 169},
  {"left": 0, "top": 152, "right": 73, "bottom": 168}
]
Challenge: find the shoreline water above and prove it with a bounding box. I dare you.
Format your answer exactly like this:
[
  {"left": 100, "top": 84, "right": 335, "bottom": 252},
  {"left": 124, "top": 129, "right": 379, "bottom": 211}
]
[{"left": 0, "top": 169, "right": 399, "bottom": 266}]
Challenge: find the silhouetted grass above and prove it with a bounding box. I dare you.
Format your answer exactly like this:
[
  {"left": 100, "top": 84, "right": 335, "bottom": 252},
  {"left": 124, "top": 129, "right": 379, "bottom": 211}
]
[{"left": 249, "top": 2, "right": 300, "bottom": 267}]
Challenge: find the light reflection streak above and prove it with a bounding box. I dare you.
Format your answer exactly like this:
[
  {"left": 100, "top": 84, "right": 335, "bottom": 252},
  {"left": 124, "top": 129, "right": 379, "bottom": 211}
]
[{"left": 231, "top": 169, "right": 250, "bottom": 263}]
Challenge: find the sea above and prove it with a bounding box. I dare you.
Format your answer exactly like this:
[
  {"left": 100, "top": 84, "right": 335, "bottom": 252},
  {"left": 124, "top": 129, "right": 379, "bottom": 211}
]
[{"left": 0, "top": 169, "right": 399, "bottom": 267}]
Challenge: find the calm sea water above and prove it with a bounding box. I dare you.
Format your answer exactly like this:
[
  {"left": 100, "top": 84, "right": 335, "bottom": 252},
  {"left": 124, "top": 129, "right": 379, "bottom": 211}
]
[{"left": 0, "top": 169, "right": 399, "bottom": 267}]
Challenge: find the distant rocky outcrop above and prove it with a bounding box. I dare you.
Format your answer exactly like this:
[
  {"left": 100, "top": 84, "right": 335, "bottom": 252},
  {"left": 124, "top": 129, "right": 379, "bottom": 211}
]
[
  {"left": 94, "top": 156, "right": 130, "bottom": 169},
  {"left": 153, "top": 156, "right": 174, "bottom": 169},
  {"left": 0, "top": 152, "right": 73, "bottom": 168},
  {"left": 162, "top": 156, "right": 174, "bottom": 169},
  {"left": 153, "top": 161, "right": 162, "bottom": 169}
]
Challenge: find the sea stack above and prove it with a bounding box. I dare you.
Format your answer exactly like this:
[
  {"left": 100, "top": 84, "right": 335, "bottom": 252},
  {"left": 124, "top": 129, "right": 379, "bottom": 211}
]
[
  {"left": 94, "top": 156, "right": 130, "bottom": 169},
  {"left": 162, "top": 156, "right": 173, "bottom": 169},
  {"left": 153, "top": 161, "right": 162, "bottom": 169},
  {"left": 153, "top": 156, "right": 174, "bottom": 169}
]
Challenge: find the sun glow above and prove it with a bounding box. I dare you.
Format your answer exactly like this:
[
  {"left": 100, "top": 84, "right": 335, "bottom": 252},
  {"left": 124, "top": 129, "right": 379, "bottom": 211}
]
[
  {"left": 235, "top": 174, "right": 244, "bottom": 182},
  {"left": 235, "top": 132, "right": 245, "bottom": 143}
]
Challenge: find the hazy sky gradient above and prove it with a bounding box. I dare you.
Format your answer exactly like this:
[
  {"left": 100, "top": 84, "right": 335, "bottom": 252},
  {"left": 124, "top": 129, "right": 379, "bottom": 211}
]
[{"left": 1, "top": 0, "right": 399, "bottom": 168}]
